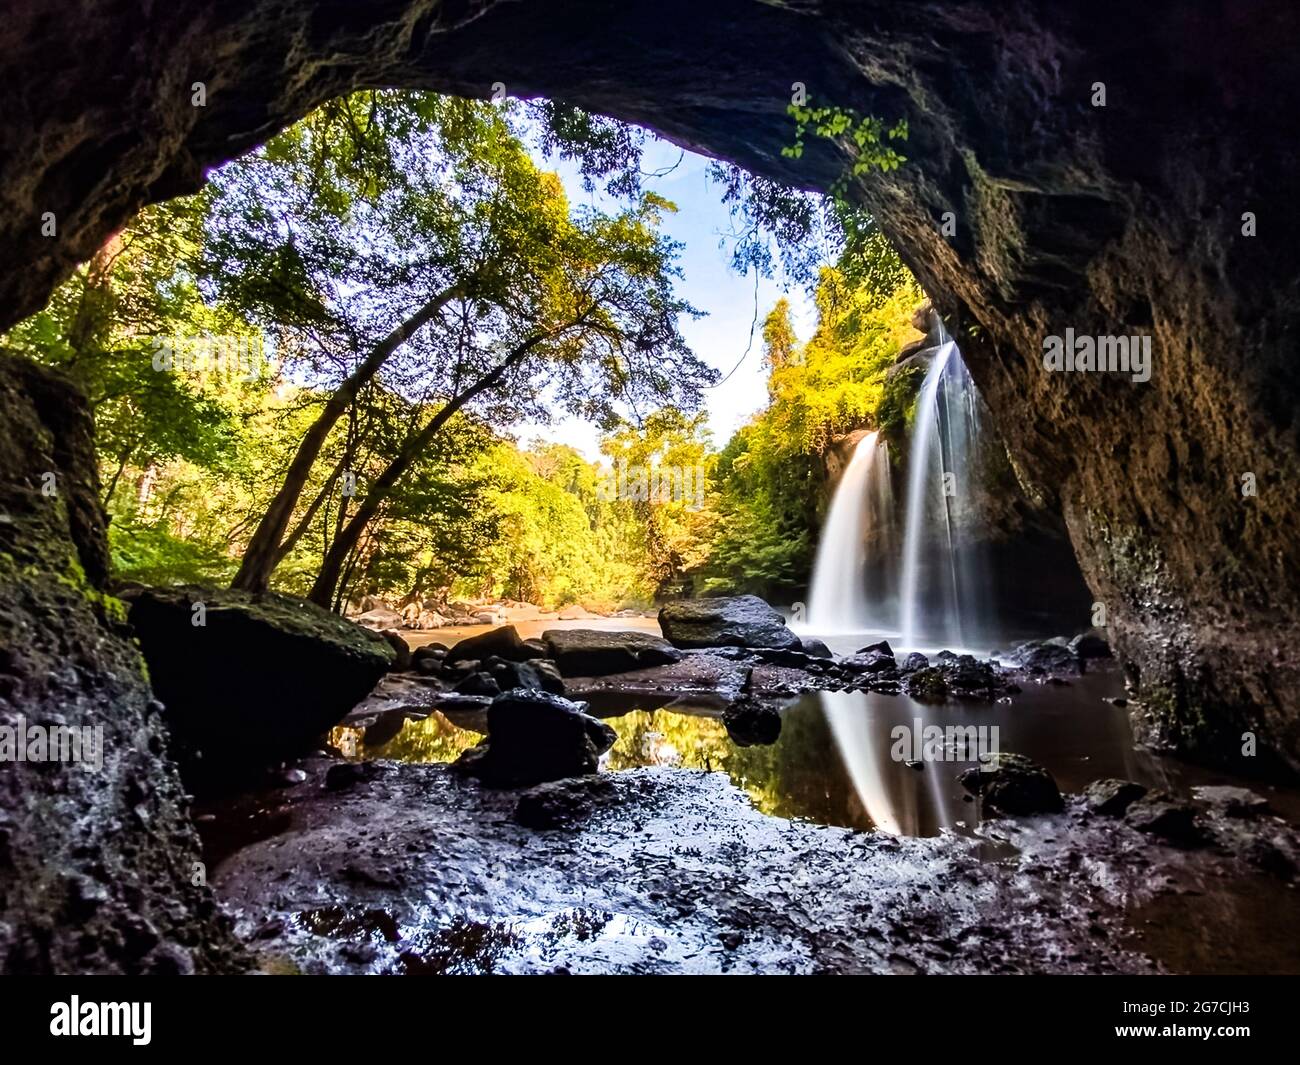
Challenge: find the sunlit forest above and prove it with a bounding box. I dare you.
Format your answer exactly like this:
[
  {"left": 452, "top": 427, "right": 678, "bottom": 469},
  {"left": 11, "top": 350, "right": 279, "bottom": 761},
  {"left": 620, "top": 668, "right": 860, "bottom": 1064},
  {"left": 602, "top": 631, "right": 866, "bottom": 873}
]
[{"left": 3, "top": 91, "right": 925, "bottom": 614}]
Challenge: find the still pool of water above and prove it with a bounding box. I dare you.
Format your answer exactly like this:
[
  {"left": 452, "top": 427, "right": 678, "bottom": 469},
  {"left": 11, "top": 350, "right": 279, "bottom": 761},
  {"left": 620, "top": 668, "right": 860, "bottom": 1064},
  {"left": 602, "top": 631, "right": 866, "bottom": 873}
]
[{"left": 332, "top": 655, "right": 1300, "bottom": 838}]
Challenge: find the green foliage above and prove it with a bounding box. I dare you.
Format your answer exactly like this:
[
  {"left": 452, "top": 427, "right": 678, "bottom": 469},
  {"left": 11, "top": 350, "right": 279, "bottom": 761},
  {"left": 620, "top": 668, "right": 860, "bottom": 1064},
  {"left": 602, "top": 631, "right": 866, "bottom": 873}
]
[
  {"left": 109, "top": 521, "right": 237, "bottom": 587},
  {"left": 696, "top": 258, "right": 925, "bottom": 596},
  {"left": 782, "top": 100, "right": 909, "bottom": 189},
  {"left": 3, "top": 198, "right": 253, "bottom": 504}
]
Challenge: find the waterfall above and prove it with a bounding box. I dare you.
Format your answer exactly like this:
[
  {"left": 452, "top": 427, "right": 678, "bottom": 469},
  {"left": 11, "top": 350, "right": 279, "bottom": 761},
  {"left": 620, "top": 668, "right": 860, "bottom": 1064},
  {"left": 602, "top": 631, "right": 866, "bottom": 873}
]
[
  {"left": 807, "top": 431, "right": 895, "bottom": 633},
  {"left": 897, "top": 318, "right": 990, "bottom": 651},
  {"left": 805, "top": 310, "right": 991, "bottom": 650}
]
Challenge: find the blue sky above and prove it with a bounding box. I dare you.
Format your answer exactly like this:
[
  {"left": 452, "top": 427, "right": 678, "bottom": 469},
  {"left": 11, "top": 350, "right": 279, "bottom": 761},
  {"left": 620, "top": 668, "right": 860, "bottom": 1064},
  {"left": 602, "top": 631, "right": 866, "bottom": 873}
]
[{"left": 517, "top": 135, "right": 819, "bottom": 461}]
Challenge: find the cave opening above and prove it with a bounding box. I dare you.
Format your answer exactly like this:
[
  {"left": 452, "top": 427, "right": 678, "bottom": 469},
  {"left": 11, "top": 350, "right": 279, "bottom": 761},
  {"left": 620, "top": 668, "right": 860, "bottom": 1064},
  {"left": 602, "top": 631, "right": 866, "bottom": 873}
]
[{"left": 3, "top": 0, "right": 1300, "bottom": 982}]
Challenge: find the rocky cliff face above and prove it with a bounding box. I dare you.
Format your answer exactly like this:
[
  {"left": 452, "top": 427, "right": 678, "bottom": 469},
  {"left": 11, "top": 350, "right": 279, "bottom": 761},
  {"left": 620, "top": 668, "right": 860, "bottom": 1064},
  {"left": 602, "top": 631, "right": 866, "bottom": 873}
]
[
  {"left": 1, "top": 0, "right": 1297, "bottom": 773},
  {"left": 0, "top": 352, "right": 242, "bottom": 972}
]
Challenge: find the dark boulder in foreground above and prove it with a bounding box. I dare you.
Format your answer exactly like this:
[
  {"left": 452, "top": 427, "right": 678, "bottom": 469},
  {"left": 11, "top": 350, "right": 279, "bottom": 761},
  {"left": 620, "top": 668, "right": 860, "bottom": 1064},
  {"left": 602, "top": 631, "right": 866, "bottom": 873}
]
[
  {"left": 453, "top": 689, "right": 617, "bottom": 788},
  {"left": 658, "top": 595, "right": 800, "bottom": 651},
  {"left": 124, "top": 586, "right": 394, "bottom": 780},
  {"left": 513, "top": 776, "right": 619, "bottom": 831},
  {"left": 959, "top": 753, "right": 1064, "bottom": 815},
  {"left": 542, "top": 627, "right": 681, "bottom": 676}
]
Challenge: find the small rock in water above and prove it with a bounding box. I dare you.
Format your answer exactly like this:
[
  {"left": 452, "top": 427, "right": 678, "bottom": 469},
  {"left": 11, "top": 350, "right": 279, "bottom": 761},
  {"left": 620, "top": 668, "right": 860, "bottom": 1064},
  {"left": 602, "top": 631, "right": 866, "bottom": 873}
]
[
  {"left": 842, "top": 649, "right": 897, "bottom": 675},
  {"left": 1125, "top": 794, "right": 1205, "bottom": 848},
  {"left": 1192, "top": 785, "right": 1271, "bottom": 818},
  {"left": 900, "top": 652, "right": 929, "bottom": 674},
  {"left": 905, "top": 667, "right": 948, "bottom": 702},
  {"left": 1084, "top": 778, "right": 1148, "bottom": 817},
  {"left": 447, "top": 624, "right": 534, "bottom": 664},
  {"left": 722, "top": 697, "right": 782, "bottom": 747},
  {"left": 453, "top": 671, "right": 501, "bottom": 697},
  {"left": 959, "top": 753, "right": 1064, "bottom": 815},
  {"left": 800, "top": 637, "right": 834, "bottom": 659},
  {"left": 453, "top": 689, "right": 616, "bottom": 788}
]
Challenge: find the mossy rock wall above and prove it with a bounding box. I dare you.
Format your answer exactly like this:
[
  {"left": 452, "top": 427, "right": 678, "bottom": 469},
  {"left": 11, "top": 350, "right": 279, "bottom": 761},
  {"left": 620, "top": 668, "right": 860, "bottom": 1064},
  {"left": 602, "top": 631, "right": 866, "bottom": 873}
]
[{"left": 0, "top": 351, "right": 242, "bottom": 973}]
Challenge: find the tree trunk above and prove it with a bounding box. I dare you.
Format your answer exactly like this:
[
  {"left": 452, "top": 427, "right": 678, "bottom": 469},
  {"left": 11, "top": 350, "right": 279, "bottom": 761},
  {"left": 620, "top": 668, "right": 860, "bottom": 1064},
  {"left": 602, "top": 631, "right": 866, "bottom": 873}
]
[
  {"left": 229, "top": 282, "right": 460, "bottom": 592},
  {"left": 307, "top": 334, "right": 545, "bottom": 607}
]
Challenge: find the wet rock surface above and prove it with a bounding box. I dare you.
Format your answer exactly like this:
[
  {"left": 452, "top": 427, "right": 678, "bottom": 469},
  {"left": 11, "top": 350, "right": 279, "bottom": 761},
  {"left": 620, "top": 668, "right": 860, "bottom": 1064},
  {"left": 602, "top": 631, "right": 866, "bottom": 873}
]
[
  {"left": 960, "top": 753, "right": 1065, "bottom": 815},
  {"left": 0, "top": 354, "right": 242, "bottom": 974},
  {"left": 542, "top": 627, "right": 681, "bottom": 676},
  {"left": 206, "top": 756, "right": 1300, "bottom": 975},
  {"left": 1085, "top": 778, "right": 1148, "bottom": 817},
  {"left": 452, "top": 690, "right": 617, "bottom": 788},
  {"left": 658, "top": 595, "right": 801, "bottom": 651},
  {"left": 123, "top": 585, "right": 395, "bottom": 783}
]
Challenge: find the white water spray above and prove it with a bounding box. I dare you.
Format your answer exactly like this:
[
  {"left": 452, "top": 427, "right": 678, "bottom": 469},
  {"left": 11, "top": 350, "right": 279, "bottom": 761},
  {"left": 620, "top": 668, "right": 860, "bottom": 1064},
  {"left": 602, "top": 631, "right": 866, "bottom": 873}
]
[
  {"left": 807, "top": 431, "right": 894, "bottom": 632},
  {"left": 897, "top": 316, "right": 990, "bottom": 651}
]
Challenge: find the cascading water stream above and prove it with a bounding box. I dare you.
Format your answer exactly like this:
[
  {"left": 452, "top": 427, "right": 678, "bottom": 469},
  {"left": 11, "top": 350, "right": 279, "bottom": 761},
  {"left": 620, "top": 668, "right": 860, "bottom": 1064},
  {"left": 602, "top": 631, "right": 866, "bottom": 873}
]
[
  {"left": 807, "top": 431, "right": 894, "bottom": 633},
  {"left": 807, "top": 310, "right": 991, "bottom": 837},
  {"left": 898, "top": 339, "right": 956, "bottom": 649},
  {"left": 897, "top": 316, "right": 990, "bottom": 652}
]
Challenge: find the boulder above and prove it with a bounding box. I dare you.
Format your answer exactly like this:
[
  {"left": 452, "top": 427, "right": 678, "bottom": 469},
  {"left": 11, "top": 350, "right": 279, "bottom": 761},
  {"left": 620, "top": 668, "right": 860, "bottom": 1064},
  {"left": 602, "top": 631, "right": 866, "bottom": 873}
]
[
  {"left": 513, "top": 776, "right": 618, "bottom": 831},
  {"left": 722, "top": 697, "right": 783, "bottom": 747},
  {"left": 904, "top": 667, "right": 949, "bottom": 702},
  {"left": 658, "top": 595, "right": 800, "bottom": 651},
  {"left": 842, "top": 649, "right": 898, "bottom": 675},
  {"left": 755, "top": 646, "right": 820, "bottom": 668},
  {"left": 1084, "top": 778, "right": 1148, "bottom": 817},
  {"left": 453, "top": 690, "right": 617, "bottom": 788},
  {"left": 943, "top": 655, "right": 1002, "bottom": 699},
  {"left": 557, "top": 604, "right": 601, "bottom": 620},
  {"left": 1192, "top": 785, "right": 1272, "bottom": 818},
  {"left": 377, "top": 628, "right": 411, "bottom": 671},
  {"left": 123, "top": 585, "right": 394, "bottom": 779},
  {"left": 352, "top": 605, "right": 404, "bottom": 631},
  {"left": 1125, "top": 794, "right": 1205, "bottom": 847},
  {"left": 542, "top": 628, "right": 681, "bottom": 676},
  {"left": 446, "top": 624, "right": 533, "bottom": 663},
  {"left": 485, "top": 656, "right": 565, "bottom": 695},
  {"left": 453, "top": 672, "right": 501, "bottom": 697},
  {"left": 800, "top": 637, "right": 834, "bottom": 659},
  {"left": 959, "top": 753, "right": 1064, "bottom": 815},
  {"left": 411, "top": 643, "right": 448, "bottom": 667},
  {"left": 1068, "top": 631, "right": 1111, "bottom": 660},
  {"left": 900, "top": 652, "right": 930, "bottom": 673},
  {"left": 1005, "top": 639, "right": 1080, "bottom": 675}
]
